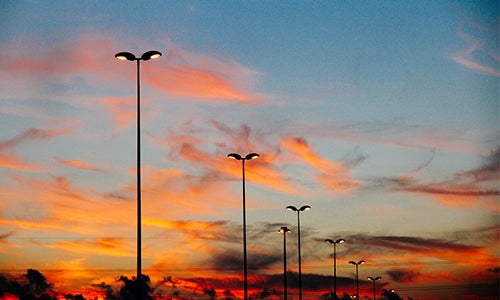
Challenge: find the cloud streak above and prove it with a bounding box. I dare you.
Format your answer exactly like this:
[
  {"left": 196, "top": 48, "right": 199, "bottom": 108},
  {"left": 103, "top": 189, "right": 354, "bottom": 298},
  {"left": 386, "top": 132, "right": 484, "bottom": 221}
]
[
  {"left": 450, "top": 20, "right": 500, "bottom": 77},
  {"left": 146, "top": 45, "right": 263, "bottom": 103},
  {"left": 281, "top": 136, "right": 359, "bottom": 193},
  {"left": 0, "top": 128, "right": 69, "bottom": 171},
  {"left": 378, "top": 147, "right": 499, "bottom": 210}
]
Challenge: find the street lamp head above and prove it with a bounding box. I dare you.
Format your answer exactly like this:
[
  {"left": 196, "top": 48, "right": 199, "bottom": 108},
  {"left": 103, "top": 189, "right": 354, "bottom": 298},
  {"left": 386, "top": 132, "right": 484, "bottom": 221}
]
[
  {"left": 115, "top": 51, "right": 136, "bottom": 61},
  {"left": 286, "top": 205, "right": 298, "bottom": 212},
  {"left": 141, "top": 50, "right": 162, "bottom": 61},
  {"left": 359, "top": 260, "right": 366, "bottom": 265},
  {"left": 367, "top": 276, "right": 381, "bottom": 281},
  {"left": 228, "top": 153, "right": 260, "bottom": 161},
  {"left": 325, "top": 238, "right": 345, "bottom": 245},
  {"left": 245, "top": 153, "right": 260, "bottom": 160},
  {"left": 299, "top": 205, "right": 311, "bottom": 211},
  {"left": 279, "top": 226, "right": 291, "bottom": 234},
  {"left": 349, "top": 261, "right": 356, "bottom": 265},
  {"left": 349, "top": 260, "right": 366, "bottom": 266},
  {"left": 227, "top": 153, "right": 243, "bottom": 160}
]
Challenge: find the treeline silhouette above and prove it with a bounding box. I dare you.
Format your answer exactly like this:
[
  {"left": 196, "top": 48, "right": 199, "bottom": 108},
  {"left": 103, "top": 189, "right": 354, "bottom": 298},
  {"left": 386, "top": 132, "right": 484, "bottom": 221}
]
[
  {"left": 0, "top": 269, "right": 405, "bottom": 300},
  {"left": 0, "top": 269, "right": 156, "bottom": 300}
]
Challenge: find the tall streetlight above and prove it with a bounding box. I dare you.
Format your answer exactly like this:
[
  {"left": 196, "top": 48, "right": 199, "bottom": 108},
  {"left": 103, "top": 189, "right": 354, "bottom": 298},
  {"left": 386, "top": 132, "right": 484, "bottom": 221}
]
[
  {"left": 325, "top": 238, "right": 345, "bottom": 299},
  {"left": 286, "top": 205, "right": 311, "bottom": 300},
  {"left": 279, "top": 227, "right": 291, "bottom": 300},
  {"left": 227, "top": 152, "right": 260, "bottom": 300},
  {"left": 367, "top": 276, "right": 381, "bottom": 300},
  {"left": 115, "top": 50, "right": 162, "bottom": 300},
  {"left": 348, "top": 260, "right": 365, "bottom": 299}
]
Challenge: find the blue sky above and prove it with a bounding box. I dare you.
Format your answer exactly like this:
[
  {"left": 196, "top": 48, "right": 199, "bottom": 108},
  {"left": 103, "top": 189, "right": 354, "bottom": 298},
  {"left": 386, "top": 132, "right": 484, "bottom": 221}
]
[{"left": 0, "top": 1, "right": 498, "bottom": 299}]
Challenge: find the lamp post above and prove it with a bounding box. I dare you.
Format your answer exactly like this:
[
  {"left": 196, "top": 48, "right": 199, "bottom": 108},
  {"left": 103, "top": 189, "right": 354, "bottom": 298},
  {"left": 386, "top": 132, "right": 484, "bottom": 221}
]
[
  {"left": 115, "top": 50, "right": 161, "bottom": 300},
  {"left": 279, "top": 227, "right": 291, "bottom": 300},
  {"left": 286, "top": 205, "right": 311, "bottom": 300},
  {"left": 227, "top": 152, "right": 260, "bottom": 300},
  {"left": 348, "top": 260, "right": 365, "bottom": 299},
  {"left": 367, "top": 276, "right": 381, "bottom": 300},
  {"left": 325, "top": 238, "right": 345, "bottom": 299}
]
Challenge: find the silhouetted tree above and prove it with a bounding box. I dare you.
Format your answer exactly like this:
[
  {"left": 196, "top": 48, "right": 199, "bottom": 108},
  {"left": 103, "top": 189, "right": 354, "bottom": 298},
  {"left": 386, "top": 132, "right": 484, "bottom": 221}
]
[
  {"left": 224, "top": 289, "right": 235, "bottom": 300},
  {"left": 322, "top": 292, "right": 352, "bottom": 300},
  {"left": 162, "top": 276, "right": 180, "bottom": 288},
  {"left": 381, "top": 288, "right": 403, "bottom": 300},
  {"left": 64, "top": 293, "right": 86, "bottom": 300},
  {"left": 0, "top": 269, "right": 55, "bottom": 300},
  {"left": 117, "top": 274, "right": 154, "bottom": 300},
  {"left": 25, "top": 269, "right": 51, "bottom": 294},
  {"left": 203, "top": 287, "right": 216, "bottom": 300},
  {"left": 253, "top": 288, "right": 281, "bottom": 299},
  {"left": 91, "top": 281, "right": 117, "bottom": 300}
]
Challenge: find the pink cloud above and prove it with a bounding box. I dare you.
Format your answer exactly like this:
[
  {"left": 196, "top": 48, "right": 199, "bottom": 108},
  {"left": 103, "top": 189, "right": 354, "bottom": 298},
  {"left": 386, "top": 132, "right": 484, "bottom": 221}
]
[
  {"left": 101, "top": 97, "right": 137, "bottom": 132},
  {"left": 0, "top": 128, "right": 70, "bottom": 171},
  {"left": 54, "top": 158, "right": 105, "bottom": 172},
  {"left": 145, "top": 45, "right": 263, "bottom": 103},
  {"left": 281, "top": 136, "right": 358, "bottom": 193},
  {"left": 2, "top": 35, "right": 264, "bottom": 105},
  {"left": 450, "top": 21, "right": 499, "bottom": 77}
]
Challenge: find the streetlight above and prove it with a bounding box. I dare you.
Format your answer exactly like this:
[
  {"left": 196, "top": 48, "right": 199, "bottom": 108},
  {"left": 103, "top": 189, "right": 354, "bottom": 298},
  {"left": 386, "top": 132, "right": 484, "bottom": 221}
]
[
  {"left": 348, "top": 260, "right": 365, "bottom": 299},
  {"left": 367, "top": 276, "right": 381, "bottom": 300},
  {"left": 286, "top": 205, "right": 311, "bottom": 300},
  {"left": 115, "top": 50, "right": 162, "bottom": 300},
  {"left": 227, "top": 152, "right": 260, "bottom": 300},
  {"left": 279, "top": 227, "right": 291, "bottom": 300},
  {"left": 325, "top": 238, "right": 345, "bottom": 299}
]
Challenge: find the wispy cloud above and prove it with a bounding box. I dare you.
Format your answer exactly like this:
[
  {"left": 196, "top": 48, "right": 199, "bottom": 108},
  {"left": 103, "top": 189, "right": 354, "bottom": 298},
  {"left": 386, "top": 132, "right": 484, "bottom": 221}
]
[
  {"left": 146, "top": 45, "right": 263, "bottom": 103},
  {"left": 377, "top": 147, "right": 499, "bottom": 210},
  {"left": 0, "top": 128, "right": 68, "bottom": 152},
  {"left": 281, "top": 136, "right": 359, "bottom": 193},
  {"left": 153, "top": 120, "right": 298, "bottom": 195},
  {"left": 54, "top": 158, "right": 105, "bottom": 172},
  {"left": 1, "top": 35, "right": 264, "bottom": 109},
  {"left": 0, "top": 128, "right": 69, "bottom": 171},
  {"left": 38, "top": 237, "right": 134, "bottom": 257},
  {"left": 450, "top": 20, "right": 499, "bottom": 77}
]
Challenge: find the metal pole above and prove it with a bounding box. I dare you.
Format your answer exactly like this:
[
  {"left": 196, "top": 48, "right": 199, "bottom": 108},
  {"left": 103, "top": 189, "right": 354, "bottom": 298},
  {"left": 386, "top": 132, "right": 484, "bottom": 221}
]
[
  {"left": 242, "top": 159, "right": 248, "bottom": 300},
  {"left": 297, "top": 211, "right": 302, "bottom": 300},
  {"left": 136, "top": 59, "right": 142, "bottom": 300},
  {"left": 372, "top": 280, "right": 376, "bottom": 300},
  {"left": 355, "top": 265, "right": 359, "bottom": 299},
  {"left": 333, "top": 243, "right": 337, "bottom": 299},
  {"left": 283, "top": 230, "right": 287, "bottom": 300}
]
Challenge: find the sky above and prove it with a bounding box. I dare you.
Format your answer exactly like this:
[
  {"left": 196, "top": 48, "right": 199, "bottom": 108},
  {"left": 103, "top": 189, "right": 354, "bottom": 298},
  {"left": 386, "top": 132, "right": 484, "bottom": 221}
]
[{"left": 0, "top": 1, "right": 498, "bottom": 299}]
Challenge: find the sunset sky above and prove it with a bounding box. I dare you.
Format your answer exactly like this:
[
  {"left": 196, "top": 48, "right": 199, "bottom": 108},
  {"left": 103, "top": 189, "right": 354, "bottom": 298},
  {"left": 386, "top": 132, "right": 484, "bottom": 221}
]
[{"left": 0, "top": 1, "right": 498, "bottom": 299}]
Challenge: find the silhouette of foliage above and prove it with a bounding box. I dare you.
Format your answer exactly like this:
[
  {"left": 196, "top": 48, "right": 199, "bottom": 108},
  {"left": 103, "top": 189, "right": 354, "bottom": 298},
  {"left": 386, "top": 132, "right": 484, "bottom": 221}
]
[
  {"left": 0, "top": 269, "right": 55, "bottom": 300},
  {"left": 321, "top": 292, "right": 353, "bottom": 300},
  {"left": 116, "top": 274, "right": 154, "bottom": 300},
  {"left": 203, "top": 287, "right": 217, "bottom": 299},
  {"left": 63, "top": 294, "right": 86, "bottom": 300},
  {"left": 381, "top": 288, "right": 404, "bottom": 300},
  {"left": 223, "top": 289, "right": 235, "bottom": 300}
]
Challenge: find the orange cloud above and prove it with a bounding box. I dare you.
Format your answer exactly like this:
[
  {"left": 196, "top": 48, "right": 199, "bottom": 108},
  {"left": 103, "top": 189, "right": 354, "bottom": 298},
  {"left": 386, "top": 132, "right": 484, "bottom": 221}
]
[
  {"left": 41, "top": 238, "right": 134, "bottom": 257},
  {"left": 281, "top": 136, "right": 358, "bottom": 193},
  {"left": 54, "top": 158, "right": 104, "bottom": 172},
  {"left": 0, "top": 35, "right": 117, "bottom": 77},
  {"left": 0, "top": 154, "right": 43, "bottom": 171},
  {"left": 2, "top": 35, "right": 263, "bottom": 105},
  {"left": 0, "top": 128, "right": 70, "bottom": 171},
  {"left": 152, "top": 121, "right": 298, "bottom": 195},
  {"left": 145, "top": 45, "right": 262, "bottom": 103},
  {"left": 101, "top": 97, "right": 137, "bottom": 133}
]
